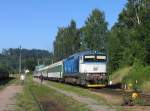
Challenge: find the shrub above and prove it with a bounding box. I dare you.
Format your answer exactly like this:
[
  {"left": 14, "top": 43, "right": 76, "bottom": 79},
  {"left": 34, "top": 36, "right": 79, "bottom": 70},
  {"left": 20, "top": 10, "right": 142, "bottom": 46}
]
[{"left": 123, "top": 62, "right": 150, "bottom": 91}]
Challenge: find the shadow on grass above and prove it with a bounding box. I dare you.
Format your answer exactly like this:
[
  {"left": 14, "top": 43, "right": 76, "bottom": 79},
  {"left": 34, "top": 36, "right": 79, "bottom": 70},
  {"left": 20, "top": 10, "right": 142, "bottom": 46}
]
[
  {"left": 0, "top": 77, "right": 15, "bottom": 86},
  {"left": 40, "top": 99, "right": 65, "bottom": 111},
  {"left": 106, "top": 83, "right": 122, "bottom": 89}
]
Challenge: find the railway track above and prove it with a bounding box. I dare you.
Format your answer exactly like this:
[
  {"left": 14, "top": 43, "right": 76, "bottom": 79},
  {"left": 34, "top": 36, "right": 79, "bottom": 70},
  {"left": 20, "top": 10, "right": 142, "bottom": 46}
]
[
  {"left": 28, "top": 87, "right": 45, "bottom": 111},
  {"left": 140, "top": 93, "right": 150, "bottom": 106},
  {"left": 90, "top": 88, "right": 123, "bottom": 96}
]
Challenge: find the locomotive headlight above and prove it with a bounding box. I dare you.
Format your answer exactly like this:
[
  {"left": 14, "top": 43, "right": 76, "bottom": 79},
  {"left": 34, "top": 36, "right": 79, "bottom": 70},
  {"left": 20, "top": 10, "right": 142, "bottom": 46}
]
[
  {"left": 103, "top": 74, "right": 105, "bottom": 76},
  {"left": 87, "top": 73, "right": 90, "bottom": 76}
]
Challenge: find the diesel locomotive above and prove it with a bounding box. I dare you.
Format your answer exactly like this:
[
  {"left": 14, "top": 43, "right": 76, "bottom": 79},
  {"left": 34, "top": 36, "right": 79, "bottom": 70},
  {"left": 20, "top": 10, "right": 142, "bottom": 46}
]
[{"left": 34, "top": 51, "right": 108, "bottom": 87}]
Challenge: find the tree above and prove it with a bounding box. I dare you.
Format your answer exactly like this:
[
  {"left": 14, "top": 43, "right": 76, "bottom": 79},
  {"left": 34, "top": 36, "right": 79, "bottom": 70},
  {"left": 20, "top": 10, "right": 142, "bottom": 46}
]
[
  {"left": 0, "top": 48, "right": 52, "bottom": 73},
  {"left": 25, "top": 59, "right": 37, "bottom": 71},
  {"left": 107, "top": 0, "right": 150, "bottom": 73},
  {"left": 82, "top": 9, "right": 108, "bottom": 51},
  {"left": 53, "top": 20, "right": 80, "bottom": 61}
]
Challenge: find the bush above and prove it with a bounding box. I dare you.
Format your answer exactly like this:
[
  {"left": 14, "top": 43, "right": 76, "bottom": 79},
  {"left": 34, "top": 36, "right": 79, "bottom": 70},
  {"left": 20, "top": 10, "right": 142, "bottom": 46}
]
[
  {"left": 0, "top": 67, "right": 9, "bottom": 79},
  {"left": 123, "top": 62, "right": 150, "bottom": 91}
]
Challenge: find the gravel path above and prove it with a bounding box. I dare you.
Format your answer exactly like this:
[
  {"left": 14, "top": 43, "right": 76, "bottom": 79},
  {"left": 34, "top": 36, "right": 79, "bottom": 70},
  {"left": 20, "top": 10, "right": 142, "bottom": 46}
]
[
  {"left": 34, "top": 78, "right": 115, "bottom": 111},
  {"left": 0, "top": 85, "right": 22, "bottom": 111}
]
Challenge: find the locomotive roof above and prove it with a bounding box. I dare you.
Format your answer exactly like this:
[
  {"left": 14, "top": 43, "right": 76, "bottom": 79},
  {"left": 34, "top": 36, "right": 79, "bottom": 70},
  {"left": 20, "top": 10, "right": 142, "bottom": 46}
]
[
  {"left": 68, "top": 50, "right": 105, "bottom": 58},
  {"left": 39, "top": 60, "right": 63, "bottom": 71}
]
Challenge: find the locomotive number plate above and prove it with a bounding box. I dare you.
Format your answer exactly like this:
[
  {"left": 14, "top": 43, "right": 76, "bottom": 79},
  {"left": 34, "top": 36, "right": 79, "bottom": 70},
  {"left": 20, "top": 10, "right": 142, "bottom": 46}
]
[{"left": 93, "top": 67, "right": 98, "bottom": 71}]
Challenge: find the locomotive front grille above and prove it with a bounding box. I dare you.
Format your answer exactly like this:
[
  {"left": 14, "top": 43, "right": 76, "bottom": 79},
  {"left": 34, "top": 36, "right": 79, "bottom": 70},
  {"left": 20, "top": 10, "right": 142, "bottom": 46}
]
[{"left": 86, "top": 73, "right": 107, "bottom": 80}]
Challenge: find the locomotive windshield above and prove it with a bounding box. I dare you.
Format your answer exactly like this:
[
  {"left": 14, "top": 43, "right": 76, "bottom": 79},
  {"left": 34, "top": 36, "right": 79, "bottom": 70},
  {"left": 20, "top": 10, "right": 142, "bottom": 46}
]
[{"left": 84, "top": 55, "right": 106, "bottom": 62}]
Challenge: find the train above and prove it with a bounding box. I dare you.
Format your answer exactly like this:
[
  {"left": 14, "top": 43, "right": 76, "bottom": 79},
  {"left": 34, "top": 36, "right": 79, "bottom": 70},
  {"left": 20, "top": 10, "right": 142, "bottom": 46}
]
[
  {"left": 34, "top": 51, "right": 108, "bottom": 87},
  {"left": 0, "top": 68, "right": 9, "bottom": 80}
]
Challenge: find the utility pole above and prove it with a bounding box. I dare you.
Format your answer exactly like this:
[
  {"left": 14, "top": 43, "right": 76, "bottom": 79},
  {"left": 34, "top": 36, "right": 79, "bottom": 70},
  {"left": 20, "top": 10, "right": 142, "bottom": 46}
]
[
  {"left": 19, "top": 45, "right": 22, "bottom": 75},
  {"left": 51, "top": 52, "right": 54, "bottom": 64},
  {"left": 37, "top": 50, "right": 39, "bottom": 66},
  {"left": 38, "top": 59, "right": 39, "bottom": 66}
]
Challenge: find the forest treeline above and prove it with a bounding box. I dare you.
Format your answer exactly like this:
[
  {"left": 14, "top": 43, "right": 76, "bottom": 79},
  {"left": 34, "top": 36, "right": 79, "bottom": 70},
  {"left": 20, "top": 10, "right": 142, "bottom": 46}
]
[
  {"left": 53, "top": 9, "right": 107, "bottom": 62},
  {"left": 0, "top": 0, "right": 149, "bottom": 76},
  {"left": 53, "top": 0, "right": 150, "bottom": 74},
  {"left": 0, "top": 48, "right": 52, "bottom": 73}
]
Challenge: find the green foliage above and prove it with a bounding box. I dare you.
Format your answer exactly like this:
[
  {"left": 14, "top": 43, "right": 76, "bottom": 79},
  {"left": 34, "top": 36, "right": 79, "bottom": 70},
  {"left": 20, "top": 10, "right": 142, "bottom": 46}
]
[
  {"left": 110, "top": 67, "right": 131, "bottom": 84},
  {"left": 142, "top": 81, "right": 150, "bottom": 93},
  {"left": 107, "top": 0, "right": 150, "bottom": 73},
  {"left": 82, "top": 9, "right": 108, "bottom": 51},
  {"left": 53, "top": 20, "right": 81, "bottom": 61},
  {"left": 53, "top": 9, "right": 108, "bottom": 61},
  {"left": 0, "top": 48, "right": 52, "bottom": 73},
  {"left": 123, "top": 62, "right": 150, "bottom": 91},
  {"left": 25, "top": 59, "right": 37, "bottom": 71},
  {"left": 0, "top": 67, "right": 9, "bottom": 74}
]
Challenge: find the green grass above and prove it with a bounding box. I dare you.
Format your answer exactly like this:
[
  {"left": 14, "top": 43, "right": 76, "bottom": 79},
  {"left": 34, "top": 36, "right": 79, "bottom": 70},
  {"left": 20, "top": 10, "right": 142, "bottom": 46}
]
[
  {"left": 16, "top": 76, "right": 90, "bottom": 111},
  {"left": 16, "top": 75, "right": 134, "bottom": 111},
  {"left": 35, "top": 84, "right": 90, "bottom": 111},
  {"left": 16, "top": 76, "right": 41, "bottom": 111},
  {"left": 123, "top": 64, "right": 150, "bottom": 93},
  {"left": 109, "top": 63, "right": 150, "bottom": 93},
  {"left": 46, "top": 81, "right": 135, "bottom": 111},
  {"left": 16, "top": 86, "right": 41, "bottom": 111},
  {"left": 110, "top": 67, "right": 131, "bottom": 84},
  {"left": 47, "top": 81, "right": 108, "bottom": 105},
  {"left": 142, "top": 81, "right": 150, "bottom": 93}
]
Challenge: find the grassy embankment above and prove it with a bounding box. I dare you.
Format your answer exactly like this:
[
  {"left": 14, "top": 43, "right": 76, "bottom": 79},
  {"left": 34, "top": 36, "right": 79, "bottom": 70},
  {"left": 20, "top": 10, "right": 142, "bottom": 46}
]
[
  {"left": 123, "top": 64, "right": 150, "bottom": 93},
  {"left": 16, "top": 76, "right": 90, "bottom": 111},
  {"left": 110, "top": 67, "right": 132, "bottom": 84},
  {"left": 110, "top": 64, "right": 150, "bottom": 93}
]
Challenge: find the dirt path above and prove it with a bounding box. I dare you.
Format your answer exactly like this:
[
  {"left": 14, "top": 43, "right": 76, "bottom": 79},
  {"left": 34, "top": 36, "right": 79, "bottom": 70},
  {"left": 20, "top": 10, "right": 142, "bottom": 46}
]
[
  {"left": 34, "top": 78, "right": 115, "bottom": 111},
  {"left": 90, "top": 90, "right": 123, "bottom": 105},
  {"left": 0, "top": 85, "right": 22, "bottom": 111},
  {"left": 90, "top": 90, "right": 150, "bottom": 111}
]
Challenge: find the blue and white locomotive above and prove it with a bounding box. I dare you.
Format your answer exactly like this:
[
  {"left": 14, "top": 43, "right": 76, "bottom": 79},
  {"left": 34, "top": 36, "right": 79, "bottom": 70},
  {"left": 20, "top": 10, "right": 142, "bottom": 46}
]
[{"left": 34, "top": 51, "right": 108, "bottom": 87}]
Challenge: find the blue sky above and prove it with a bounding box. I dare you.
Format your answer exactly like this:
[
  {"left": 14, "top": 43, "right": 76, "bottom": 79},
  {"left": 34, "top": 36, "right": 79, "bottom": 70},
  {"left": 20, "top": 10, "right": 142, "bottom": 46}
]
[{"left": 0, "top": 0, "right": 127, "bottom": 52}]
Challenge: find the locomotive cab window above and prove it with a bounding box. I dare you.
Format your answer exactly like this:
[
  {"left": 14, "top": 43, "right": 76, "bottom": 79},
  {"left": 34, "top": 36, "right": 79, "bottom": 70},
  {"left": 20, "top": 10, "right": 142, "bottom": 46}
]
[
  {"left": 84, "top": 55, "right": 106, "bottom": 62},
  {"left": 96, "top": 55, "right": 106, "bottom": 62}
]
